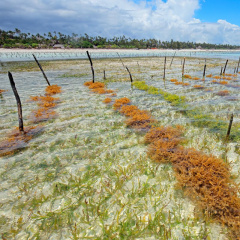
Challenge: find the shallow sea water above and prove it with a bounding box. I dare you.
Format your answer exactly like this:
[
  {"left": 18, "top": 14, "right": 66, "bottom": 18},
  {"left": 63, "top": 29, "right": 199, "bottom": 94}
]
[
  {"left": 1, "top": 49, "right": 240, "bottom": 62},
  {"left": 1, "top": 54, "right": 239, "bottom": 239}
]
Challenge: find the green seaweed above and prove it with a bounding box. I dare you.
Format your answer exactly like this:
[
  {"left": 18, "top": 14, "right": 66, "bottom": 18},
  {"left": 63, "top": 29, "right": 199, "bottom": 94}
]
[
  {"left": 59, "top": 73, "right": 87, "bottom": 78},
  {"left": 133, "top": 81, "right": 240, "bottom": 142},
  {"left": 132, "top": 81, "right": 185, "bottom": 106}
]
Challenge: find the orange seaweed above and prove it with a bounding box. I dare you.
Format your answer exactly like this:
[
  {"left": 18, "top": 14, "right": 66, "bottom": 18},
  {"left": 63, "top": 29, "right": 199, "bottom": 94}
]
[
  {"left": 0, "top": 89, "right": 6, "bottom": 94},
  {"left": 32, "top": 108, "right": 56, "bottom": 121},
  {"left": 144, "top": 123, "right": 240, "bottom": 239},
  {"left": 38, "top": 101, "right": 56, "bottom": 108},
  {"left": 184, "top": 74, "right": 192, "bottom": 79},
  {"left": 193, "top": 85, "right": 204, "bottom": 89},
  {"left": 204, "top": 88, "right": 213, "bottom": 92},
  {"left": 88, "top": 82, "right": 105, "bottom": 89},
  {"left": 119, "top": 105, "right": 139, "bottom": 117},
  {"left": 45, "top": 85, "right": 62, "bottom": 95},
  {"left": 113, "top": 97, "right": 131, "bottom": 110},
  {"left": 216, "top": 90, "right": 230, "bottom": 96},
  {"left": 92, "top": 88, "right": 107, "bottom": 94},
  {"left": 144, "top": 126, "right": 183, "bottom": 144},
  {"left": 30, "top": 96, "right": 41, "bottom": 101},
  {"left": 40, "top": 96, "right": 59, "bottom": 102},
  {"left": 84, "top": 81, "right": 93, "bottom": 86},
  {"left": 103, "top": 97, "right": 112, "bottom": 104},
  {"left": 219, "top": 80, "right": 228, "bottom": 85},
  {"left": 109, "top": 88, "right": 240, "bottom": 238},
  {"left": 174, "top": 82, "right": 183, "bottom": 85},
  {"left": 84, "top": 81, "right": 115, "bottom": 96},
  {"left": 0, "top": 126, "right": 42, "bottom": 157},
  {"left": 125, "top": 109, "right": 155, "bottom": 129},
  {"left": 106, "top": 89, "right": 114, "bottom": 94}
]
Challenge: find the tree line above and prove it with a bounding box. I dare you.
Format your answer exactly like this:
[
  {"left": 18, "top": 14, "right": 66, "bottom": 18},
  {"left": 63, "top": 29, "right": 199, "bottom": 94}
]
[{"left": 1, "top": 28, "right": 240, "bottom": 50}]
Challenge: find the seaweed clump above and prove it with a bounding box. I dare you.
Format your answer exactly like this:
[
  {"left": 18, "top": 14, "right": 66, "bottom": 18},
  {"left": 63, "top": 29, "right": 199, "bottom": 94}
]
[
  {"left": 29, "top": 85, "right": 61, "bottom": 122},
  {"left": 144, "top": 125, "right": 183, "bottom": 144},
  {"left": 119, "top": 105, "right": 139, "bottom": 116},
  {"left": 125, "top": 109, "right": 155, "bottom": 129},
  {"left": 144, "top": 126, "right": 184, "bottom": 161},
  {"left": 113, "top": 97, "right": 131, "bottom": 110},
  {"left": 1, "top": 85, "right": 62, "bottom": 157},
  {"left": 144, "top": 123, "right": 240, "bottom": 239},
  {"left": 193, "top": 84, "right": 204, "bottom": 89},
  {"left": 0, "top": 126, "right": 42, "bottom": 157},
  {"left": 103, "top": 97, "right": 112, "bottom": 104},
  {"left": 216, "top": 90, "right": 230, "bottom": 96},
  {"left": 113, "top": 98, "right": 155, "bottom": 130},
  {"left": 108, "top": 93, "right": 240, "bottom": 238},
  {"left": 84, "top": 81, "right": 115, "bottom": 95},
  {"left": 0, "top": 89, "right": 7, "bottom": 94},
  {"left": 184, "top": 74, "right": 192, "bottom": 79},
  {"left": 132, "top": 81, "right": 185, "bottom": 106},
  {"left": 219, "top": 80, "right": 228, "bottom": 85},
  {"left": 45, "top": 85, "right": 62, "bottom": 95}
]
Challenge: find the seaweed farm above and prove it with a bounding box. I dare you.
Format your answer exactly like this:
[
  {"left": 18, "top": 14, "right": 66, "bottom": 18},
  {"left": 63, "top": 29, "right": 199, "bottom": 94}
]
[{"left": 1, "top": 53, "right": 240, "bottom": 239}]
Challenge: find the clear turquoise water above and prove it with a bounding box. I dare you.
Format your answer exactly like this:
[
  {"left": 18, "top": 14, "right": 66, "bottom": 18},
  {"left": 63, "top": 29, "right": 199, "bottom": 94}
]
[{"left": 0, "top": 55, "right": 238, "bottom": 239}]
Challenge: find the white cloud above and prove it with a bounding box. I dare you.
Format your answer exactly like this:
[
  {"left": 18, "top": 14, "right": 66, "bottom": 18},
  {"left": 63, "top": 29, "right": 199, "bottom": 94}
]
[{"left": 0, "top": 0, "right": 240, "bottom": 44}]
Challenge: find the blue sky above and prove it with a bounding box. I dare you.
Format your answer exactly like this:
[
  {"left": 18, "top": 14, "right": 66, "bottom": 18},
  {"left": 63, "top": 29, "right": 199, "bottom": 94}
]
[
  {"left": 131, "top": 0, "right": 240, "bottom": 26},
  {"left": 0, "top": 0, "right": 240, "bottom": 45},
  {"left": 195, "top": 0, "right": 240, "bottom": 26}
]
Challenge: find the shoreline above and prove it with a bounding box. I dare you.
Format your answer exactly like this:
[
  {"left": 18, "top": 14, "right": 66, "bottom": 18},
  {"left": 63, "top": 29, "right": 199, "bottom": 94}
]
[{"left": 1, "top": 48, "right": 240, "bottom": 54}]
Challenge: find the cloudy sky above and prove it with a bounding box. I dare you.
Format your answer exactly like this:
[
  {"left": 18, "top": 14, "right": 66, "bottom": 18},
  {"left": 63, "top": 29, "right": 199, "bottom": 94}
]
[{"left": 1, "top": 0, "right": 240, "bottom": 45}]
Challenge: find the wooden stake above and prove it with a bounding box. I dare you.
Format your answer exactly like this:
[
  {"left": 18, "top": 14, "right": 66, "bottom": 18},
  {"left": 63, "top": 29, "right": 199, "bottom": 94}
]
[
  {"left": 223, "top": 59, "right": 228, "bottom": 75},
  {"left": 137, "top": 61, "right": 140, "bottom": 72},
  {"left": 163, "top": 56, "right": 166, "bottom": 80},
  {"left": 126, "top": 67, "right": 133, "bottom": 82},
  {"left": 203, "top": 64, "right": 206, "bottom": 78},
  {"left": 117, "top": 52, "right": 125, "bottom": 68},
  {"left": 220, "top": 67, "right": 223, "bottom": 76},
  {"left": 86, "top": 51, "right": 95, "bottom": 83},
  {"left": 237, "top": 57, "right": 240, "bottom": 73},
  {"left": 103, "top": 70, "right": 106, "bottom": 80},
  {"left": 170, "top": 51, "right": 176, "bottom": 67},
  {"left": 182, "top": 57, "right": 185, "bottom": 77},
  {"left": 32, "top": 54, "right": 51, "bottom": 86},
  {"left": 8, "top": 72, "right": 24, "bottom": 132},
  {"left": 225, "top": 113, "right": 233, "bottom": 141}
]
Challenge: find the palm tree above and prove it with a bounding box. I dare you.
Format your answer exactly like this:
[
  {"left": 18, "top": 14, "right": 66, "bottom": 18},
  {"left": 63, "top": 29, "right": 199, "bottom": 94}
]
[{"left": 15, "top": 28, "right": 21, "bottom": 36}]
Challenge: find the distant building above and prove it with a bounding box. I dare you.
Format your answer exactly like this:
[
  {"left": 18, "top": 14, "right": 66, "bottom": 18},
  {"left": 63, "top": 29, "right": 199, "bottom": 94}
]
[{"left": 53, "top": 44, "right": 65, "bottom": 49}]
